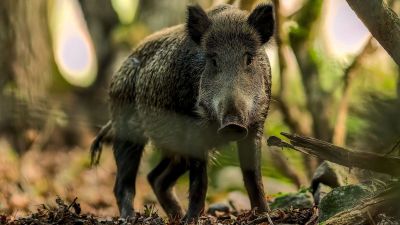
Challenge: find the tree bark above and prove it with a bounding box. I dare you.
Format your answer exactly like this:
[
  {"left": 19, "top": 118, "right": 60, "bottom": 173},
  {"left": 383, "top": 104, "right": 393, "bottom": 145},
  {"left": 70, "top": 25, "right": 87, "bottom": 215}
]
[
  {"left": 346, "top": 0, "right": 400, "bottom": 65},
  {"left": 0, "top": 0, "right": 52, "bottom": 154},
  {"left": 0, "top": 0, "right": 52, "bottom": 101}
]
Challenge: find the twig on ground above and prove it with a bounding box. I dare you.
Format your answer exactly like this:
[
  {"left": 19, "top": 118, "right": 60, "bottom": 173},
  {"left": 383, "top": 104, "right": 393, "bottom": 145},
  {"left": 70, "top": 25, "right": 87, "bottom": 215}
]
[
  {"left": 67, "top": 197, "right": 78, "bottom": 211},
  {"left": 305, "top": 206, "right": 319, "bottom": 225},
  {"left": 246, "top": 212, "right": 274, "bottom": 225}
]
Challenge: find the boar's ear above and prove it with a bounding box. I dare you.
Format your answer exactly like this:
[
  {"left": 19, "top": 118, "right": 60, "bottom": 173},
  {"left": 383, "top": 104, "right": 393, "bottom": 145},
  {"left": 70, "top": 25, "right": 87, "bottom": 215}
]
[
  {"left": 248, "top": 4, "right": 275, "bottom": 44},
  {"left": 187, "top": 5, "right": 211, "bottom": 44}
]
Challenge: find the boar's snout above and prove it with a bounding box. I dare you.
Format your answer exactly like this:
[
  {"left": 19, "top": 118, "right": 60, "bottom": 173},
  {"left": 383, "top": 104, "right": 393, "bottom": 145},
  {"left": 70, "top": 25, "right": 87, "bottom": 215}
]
[{"left": 217, "top": 115, "right": 248, "bottom": 141}]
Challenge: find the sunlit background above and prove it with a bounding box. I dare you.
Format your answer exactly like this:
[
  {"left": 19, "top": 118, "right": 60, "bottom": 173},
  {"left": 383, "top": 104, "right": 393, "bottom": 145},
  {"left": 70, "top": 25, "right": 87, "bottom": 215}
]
[
  {"left": 51, "top": 0, "right": 371, "bottom": 87},
  {"left": 0, "top": 0, "right": 398, "bottom": 219}
]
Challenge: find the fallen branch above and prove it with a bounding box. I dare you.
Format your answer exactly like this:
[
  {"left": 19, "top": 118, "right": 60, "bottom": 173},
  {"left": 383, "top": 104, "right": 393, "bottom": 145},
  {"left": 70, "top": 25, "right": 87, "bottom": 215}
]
[{"left": 267, "top": 133, "right": 400, "bottom": 177}]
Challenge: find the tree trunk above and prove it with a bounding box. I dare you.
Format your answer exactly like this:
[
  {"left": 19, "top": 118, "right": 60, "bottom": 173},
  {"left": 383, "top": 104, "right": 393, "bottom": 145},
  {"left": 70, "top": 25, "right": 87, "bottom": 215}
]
[
  {"left": 0, "top": 0, "right": 52, "bottom": 154},
  {"left": 0, "top": 0, "right": 52, "bottom": 101},
  {"left": 346, "top": 0, "right": 400, "bottom": 65}
]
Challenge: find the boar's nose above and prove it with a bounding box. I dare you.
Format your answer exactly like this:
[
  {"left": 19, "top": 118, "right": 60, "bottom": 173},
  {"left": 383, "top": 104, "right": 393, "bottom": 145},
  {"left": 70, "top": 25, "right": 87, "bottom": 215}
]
[{"left": 217, "top": 116, "right": 248, "bottom": 141}]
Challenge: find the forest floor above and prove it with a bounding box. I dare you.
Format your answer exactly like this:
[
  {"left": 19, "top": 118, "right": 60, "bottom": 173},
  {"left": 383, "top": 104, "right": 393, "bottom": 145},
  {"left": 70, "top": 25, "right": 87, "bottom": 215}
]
[
  {"left": 0, "top": 137, "right": 313, "bottom": 224},
  {"left": 1, "top": 196, "right": 318, "bottom": 225}
]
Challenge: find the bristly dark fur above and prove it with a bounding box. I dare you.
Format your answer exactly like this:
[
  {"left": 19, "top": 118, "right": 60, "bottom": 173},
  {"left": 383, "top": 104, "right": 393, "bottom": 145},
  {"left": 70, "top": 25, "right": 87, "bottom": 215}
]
[{"left": 91, "top": 3, "right": 275, "bottom": 222}]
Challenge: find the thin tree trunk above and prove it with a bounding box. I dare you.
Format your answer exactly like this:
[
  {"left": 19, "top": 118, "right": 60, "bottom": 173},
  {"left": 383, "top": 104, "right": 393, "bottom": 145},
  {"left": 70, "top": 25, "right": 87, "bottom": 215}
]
[
  {"left": 0, "top": 0, "right": 51, "bottom": 101},
  {"left": 332, "top": 37, "right": 375, "bottom": 146}
]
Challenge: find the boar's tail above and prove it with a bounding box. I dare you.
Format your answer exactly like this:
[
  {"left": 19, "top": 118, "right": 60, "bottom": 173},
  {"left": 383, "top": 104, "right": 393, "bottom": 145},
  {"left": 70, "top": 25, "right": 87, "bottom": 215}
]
[{"left": 90, "top": 120, "right": 112, "bottom": 166}]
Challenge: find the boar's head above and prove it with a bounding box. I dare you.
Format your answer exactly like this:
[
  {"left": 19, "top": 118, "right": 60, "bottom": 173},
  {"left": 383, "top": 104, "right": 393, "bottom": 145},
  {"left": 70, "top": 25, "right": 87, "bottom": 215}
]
[{"left": 188, "top": 4, "right": 274, "bottom": 141}]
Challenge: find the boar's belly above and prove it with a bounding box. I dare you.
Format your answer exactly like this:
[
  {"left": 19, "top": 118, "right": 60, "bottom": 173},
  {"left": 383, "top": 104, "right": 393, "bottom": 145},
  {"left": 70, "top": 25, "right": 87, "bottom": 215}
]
[{"left": 137, "top": 110, "right": 225, "bottom": 157}]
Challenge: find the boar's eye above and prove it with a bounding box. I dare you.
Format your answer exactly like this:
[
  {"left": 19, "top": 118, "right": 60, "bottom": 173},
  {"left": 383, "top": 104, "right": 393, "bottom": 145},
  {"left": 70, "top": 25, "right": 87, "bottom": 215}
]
[
  {"left": 211, "top": 58, "right": 217, "bottom": 67},
  {"left": 207, "top": 53, "right": 218, "bottom": 67},
  {"left": 244, "top": 53, "right": 253, "bottom": 66}
]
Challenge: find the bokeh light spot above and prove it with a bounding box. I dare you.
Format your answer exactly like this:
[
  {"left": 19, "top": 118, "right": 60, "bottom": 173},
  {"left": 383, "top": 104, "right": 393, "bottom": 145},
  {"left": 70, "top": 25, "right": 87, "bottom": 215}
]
[
  {"left": 50, "top": 0, "right": 97, "bottom": 87},
  {"left": 60, "top": 35, "right": 90, "bottom": 72},
  {"left": 325, "top": 0, "right": 370, "bottom": 56}
]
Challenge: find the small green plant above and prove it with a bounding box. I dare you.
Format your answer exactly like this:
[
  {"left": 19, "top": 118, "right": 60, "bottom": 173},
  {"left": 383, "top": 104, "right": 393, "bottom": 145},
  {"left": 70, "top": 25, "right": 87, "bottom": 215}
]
[{"left": 143, "top": 204, "right": 157, "bottom": 217}]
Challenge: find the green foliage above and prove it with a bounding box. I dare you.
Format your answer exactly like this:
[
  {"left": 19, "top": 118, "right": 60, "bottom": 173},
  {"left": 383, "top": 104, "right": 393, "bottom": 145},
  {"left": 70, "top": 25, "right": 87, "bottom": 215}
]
[
  {"left": 289, "top": 0, "right": 324, "bottom": 47},
  {"left": 345, "top": 114, "right": 368, "bottom": 144},
  {"left": 353, "top": 95, "right": 400, "bottom": 154},
  {"left": 309, "top": 43, "right": 346, "bottom": 92},
  {"left": 143, "top": 204, "right": 158, "bottom": 217}
]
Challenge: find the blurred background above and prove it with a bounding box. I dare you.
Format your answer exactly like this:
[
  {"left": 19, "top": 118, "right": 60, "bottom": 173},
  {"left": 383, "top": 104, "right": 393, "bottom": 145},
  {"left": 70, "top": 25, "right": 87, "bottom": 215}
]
[{"left": 0, "top": 0, "right": 399, "bottom": 218}]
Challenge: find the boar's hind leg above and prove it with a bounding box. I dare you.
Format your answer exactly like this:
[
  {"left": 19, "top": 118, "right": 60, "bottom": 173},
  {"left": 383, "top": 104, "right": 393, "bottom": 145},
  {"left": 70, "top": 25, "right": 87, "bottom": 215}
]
[
  {"left": 184, "top": 158, "right": 208, "bottom": 223},
  {"left": 148, "top": 157, "right": 188, "bottom": 219},
  {"left": 238, "top": 136, "right": 269, "bottom": 213},
  {"left": 113, "top": 129, "right": 147, "bottom": 218}
]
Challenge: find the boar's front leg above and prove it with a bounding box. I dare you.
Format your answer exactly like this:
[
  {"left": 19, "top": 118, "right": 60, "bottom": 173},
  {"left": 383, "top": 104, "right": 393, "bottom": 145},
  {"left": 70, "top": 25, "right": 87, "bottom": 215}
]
[
  {"left": 183, "top": 158, "right": 208, "bottom": 223},
  {"left": 238, "top": 134, "right": 268, "bottom": 212}
]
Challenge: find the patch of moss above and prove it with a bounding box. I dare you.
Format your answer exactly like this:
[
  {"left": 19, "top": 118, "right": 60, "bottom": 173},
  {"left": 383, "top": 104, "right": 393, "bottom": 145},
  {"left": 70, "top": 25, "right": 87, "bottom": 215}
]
[{"left": 319, "top": 184, "right": 373, "bottom": 222}]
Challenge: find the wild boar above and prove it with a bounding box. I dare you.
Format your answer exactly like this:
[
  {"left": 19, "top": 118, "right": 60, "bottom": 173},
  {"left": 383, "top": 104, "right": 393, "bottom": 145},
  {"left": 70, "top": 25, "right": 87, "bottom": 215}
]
[{"left": 91, "top": 3, "right": 274, "bottom": 222}]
